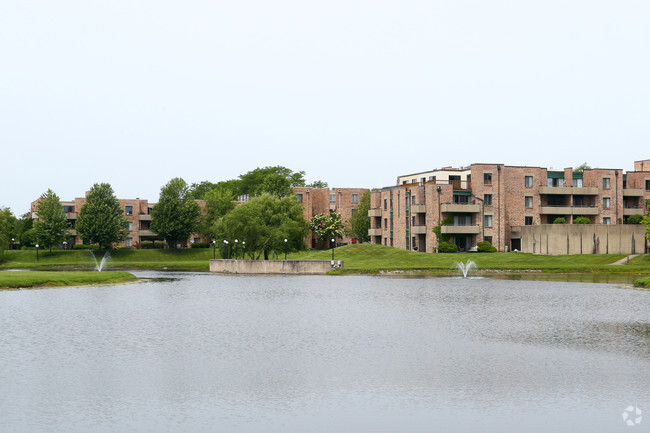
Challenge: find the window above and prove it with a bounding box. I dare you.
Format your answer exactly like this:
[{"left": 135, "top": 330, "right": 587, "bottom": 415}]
[
  {"left": 603, "top": 178, "right": 610, "bottom": 189},
  {"left": 125, "top": 237, "right": 132, "bottom": 247},
  {"left": 646, "top": 180, "right": 650, "bottom": 190},
  {"left": 127, "top": 221, "right": 133, "bottom": 231},
  {"left": 525, "top": 216, "right": 533, "bottom": 225},
  {"left": 412, "top": 216, "right": 416, "bottom": 226},
  {"left": 351, "top": 194, "right": 359, "bottom": 204},
  {"left": 484, "top": 173, "right": 492, "bottom": 185},
  {"left": 483, "top": 215, "right": 493, "bottom": 227},
  {"left": 63, "top": 205, "right": 75, "bottom": 213},
  {"left": 384, "top": 218, "right": 387, "bottom": 229},
  {"left": 525, "top": 196, "right": 533, "bottom": 208},
  {"left": 428, "top": 176, "right": 436, "bottom": 181},
  {"left": 297, "top": 193, "right": 303, "bottom": 202},
  {"left": 125, "top": 206, "right": 133, "bottom": 215},
  {"left": 384, "top": 199, "right": 388, "bottom": 210},
  {"left": 525, "top": 176, "right": 533, "bottom": 188},
  {"left": 412, "top": 179, "right": 416, "bottom": 184},
  {"left": 351, "top": 208, "right": 357, "bottom": 217},
  {"left": 384, "top": 237, "right": 388, "bottom": 246},
  {"left": 329, "top": 194, "right": 336, "bottom": 204},
  {"left": 147, "top": 207, "right": 153, "bottom": 215},
  {"left": 411, "top": 196, "right": 416, "bottom": 205},
  {"left": 402, "top": 181, "right": 407, "bottom": 185},
  {"left": 484, "top": 236, "right": 492, "bottom": 244},
  {"left": 603, "top": 197, "right": 610, "bottom": 209},
  {"left": 603, "top": 217, "right": 611, "bottom": 225},
  {"left": 574, "top": 178, "right": 583, "bottom": 187},
  {"left": 484, "top": 194, "right": 492, "bottom": 206},
  {"left": 420, "top": 177, "right": 426, "bottom": 184},
  {"left": 194, "top": 237, "right": 201, "bottom": 243}
]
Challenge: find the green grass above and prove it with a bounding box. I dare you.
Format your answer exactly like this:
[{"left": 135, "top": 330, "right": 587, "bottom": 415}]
[
  {"left": 634, "top": 276, "right": 650, "bottom": 288},
  {"left": 1, "top": 244, "right": 648, "bottom": 275},
  {"left": 0, "top": 271, "right": 137, "bottom": 289}
]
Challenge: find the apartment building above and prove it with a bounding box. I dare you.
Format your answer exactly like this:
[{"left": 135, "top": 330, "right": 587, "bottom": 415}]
[{"left": 369, "top": 159, "right": 650, "bottom": 253}]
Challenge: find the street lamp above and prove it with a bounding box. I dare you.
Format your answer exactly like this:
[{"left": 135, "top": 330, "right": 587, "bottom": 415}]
[
  {"left": 331, "top": 238, "right": 335, "bottom": 261},
  {"left": 11, "top": 238, "right": 14, "bottom": 250},
  {"left": 212, "top": 240, "right": 216, "bottom": 260},
  {"left": 235, "top": 239, "right": 239, "bottom": 260},
  {"left": 437, "top": 186, "right": 442, "bottom": 252},
  {"left": 36, "top": 244, "right": 39, "bottom": 262},
  {"left": 284, "top": 238, "right": 288, "bottom": 260},
  {"left": 242, "top": 241, "right": 246, "bottom": 260},
  {"left": 63, "top": 241, "right": 68, "bottom": 250},
  {"left": 223, "top": 240, "right": 229, "bottom": 259}
]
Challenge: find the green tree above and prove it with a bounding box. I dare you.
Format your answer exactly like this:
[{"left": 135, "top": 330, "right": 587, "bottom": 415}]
[
  {"left": 0, "top": 208, "right": 11, "bottom": 258},
  {"left": 350, "top": 191, "right": 370, "bottom": 242},
  {"left": 200, "top": 185, "right": 236, "bottom": 235},
  {"left": 306, "top": 180, "right": 328, "bottom": 188},
  {"left": 310, "top": 212, "right": 346, "bottom": 248},
  {"left": 239, "top": 166, "right": 306, "bottom": 197},
  {"left": 213, "top": 193, "right": 307, "bottom": 260},
  {"left": 151, "top": 178, "right": 202, "bottom": 248},
  {"left": 76, "top": 183, "right": 129, "bottom": 249},
  {"left": 14, "top": 212, "right": 34, "bottom": 247},
  {"left": 188, "top": 181, "right": 219, "bottom": 200},
  {"left": 574, "top": 162, "right": 591, "bottom": 172},
  {"left": 33, "top": 189, "right": 68, "bottom": 254}
]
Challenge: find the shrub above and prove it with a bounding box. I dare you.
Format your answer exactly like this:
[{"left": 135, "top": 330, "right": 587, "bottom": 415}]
[
  {"left": 573, "top": 216, "right": 590, "bottom": 224},
  {"left": 553, "top": 217, "right": 566, "bottom": 224},
  {"left": 73, "top": 244, "right": 99, "bottom": 250},
  {"left": 438, "top": 241, "right": 458, "bottom": 253},
  {"left": 191, "top": 242, "right": 210, "bottom": 248},
  {"left": 154, "top": 241, "right": 167, "bottom": 249},
  {"left": 477, "top": 240, "right": 497, "bottom": 252},
  {"left": 139, "top": 241, "right": 154, "bottom": 249},
  {"left": 627, "top": 214, "right": 644, "bottom": 224}
]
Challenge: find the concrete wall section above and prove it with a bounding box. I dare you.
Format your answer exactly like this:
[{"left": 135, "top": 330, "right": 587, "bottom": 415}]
[
  {"left": 520, "top": 225, "right": 647, "bottom": 255},
  {"left": 210, "top": 259, "right": 343, "bottom": 274}
]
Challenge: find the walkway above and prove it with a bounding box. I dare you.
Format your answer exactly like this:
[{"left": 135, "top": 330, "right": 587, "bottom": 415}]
[{"left": 608, "top": 254, "right": 639, "bottom": 265}]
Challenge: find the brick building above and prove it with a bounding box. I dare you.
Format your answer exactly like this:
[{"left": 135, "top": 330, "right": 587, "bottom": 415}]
[{"left": 369, "top": 159, "right": 650, "bottom": 253}]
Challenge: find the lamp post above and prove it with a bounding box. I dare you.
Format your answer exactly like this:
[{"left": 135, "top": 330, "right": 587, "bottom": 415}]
[
  {"left": 11, "top": 238, "right": 14, "bottom": 250},
  {"left": 224, "top": 240, "right": 229, "bottom": 259},
  {"left": 63, "top": 241, "right": 68, "bottom": 251},
  {"left": 36, "top": 244, "right": 39, "bottom": 262},
  {"left": 437, "top": 186, "right": 442, "bottom": 252},
  {"left": 242, "top": 241, "right": 245, "bottom": 260},
  {"left": 235, "top": 239, "right": 239, "bottom": 260},
  {"left": 331, "top": 238, "right": 335, "bottom": 261},
  {"left": 212, "top": 240, "right": 216, "bottom": 260},
  {"left": 284, "top": 238, "right": 288, "bottom": 260}
]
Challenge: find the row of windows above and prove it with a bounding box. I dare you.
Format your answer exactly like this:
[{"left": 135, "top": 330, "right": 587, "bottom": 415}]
[{"left": 296, "top": 193, "right": 359, "bottom": 204}]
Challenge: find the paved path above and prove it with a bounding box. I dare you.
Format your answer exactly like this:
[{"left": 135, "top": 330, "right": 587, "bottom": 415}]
[{"left": 608, "top": 254, "right": 640, "bottom": 265}]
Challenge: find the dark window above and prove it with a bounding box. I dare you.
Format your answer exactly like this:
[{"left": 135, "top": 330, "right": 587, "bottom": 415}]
[
  {"left": 525, "top": 216, "right": 533, "bottom": 225},
  {"left": 351, "top": 208, "right": 357, "bottom": 217},
  {"left": 63, "top": 205, "right": 75, "bottom": 213},
  {"left": 296, "top": 193, "right": 303, "bottom": 202},
  {"left": 484, "top": 194, "right": 492, "bottom": 206},
  {"left": 384, "top": 218, "right": 387, "bottom": 229},
  {"left": 646, "top": 180, "right": 650, "bottom": 190},
  {"left": 125, "top": 206, "right": 133, "bottom": 215},
  {"left": 384, "top": 199, "right": 387, "bottom": 210},
  {"left": 484, "top": 173, "right": 492, "bottom": 185}
]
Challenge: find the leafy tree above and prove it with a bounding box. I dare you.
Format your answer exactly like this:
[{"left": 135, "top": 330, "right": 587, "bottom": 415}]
[
  {"left": 0, "top": 208, "right": 11, "bottom": 258},
  {"left": 201, "top": 185, "right": 236, "bottom": 235},
  {"left": 627, "top": 214, "right": 644, "bottom": 224},
  {"left": 306, "top": 180, "right": 328, "bottom": 188},
  {"left": 151, "top": 178, "right": 202, "bottom": 248},
  {"left": 310, "top": 212, "right": 346, "bottom": 248},
  {"left": 574, "top": 162, "right": 591, "bottom": 172},
  {"left": 33, "top": 189, "right": 68, "bottom": 254},
  {"left": 432, "top": 215, "right": 453, "bottom": 243},
  {"left": 239, "top": 166, "right": 306, "bottom": 197},
  {"left": 76, "top": 183, "right": 129, "bottom": 249},
  {"left": 213, "top": 193, "right": 308, "bottom": 260},
  {"left": 188, "top": 181, "right": 219, "bottom": 200},
  {"left": 350, "top": 191, "right": 370, "bottom": 242},
  {"left": 573, "top": 216, "right": 590, "bottom": 224},
  {"left": 14, "top": 212, "right": 34, "bottom": 247}
]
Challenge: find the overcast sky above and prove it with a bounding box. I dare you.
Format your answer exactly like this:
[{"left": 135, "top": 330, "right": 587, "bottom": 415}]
[{"left": 1, "top": 0, "right": 649, "bottom": 215}]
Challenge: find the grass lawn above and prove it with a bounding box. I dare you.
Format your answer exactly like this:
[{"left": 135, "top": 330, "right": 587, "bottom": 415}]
[
  {"left": 0, "top": 271, "right": 137, "bottom": 289},
  {"left": 1, "top": 244, "right": 648, "bottom": 275}
]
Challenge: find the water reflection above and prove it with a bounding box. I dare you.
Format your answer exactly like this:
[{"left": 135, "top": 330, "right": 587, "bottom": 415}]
[{"left": 0, "top": 273, "right": 648, "bottom": 433}]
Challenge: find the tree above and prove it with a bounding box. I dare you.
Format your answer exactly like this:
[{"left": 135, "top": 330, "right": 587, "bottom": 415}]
[
  {"left": 33, "top": 189, "right": 68, "bottom": 254},
  {"left": 350, "top": 191, "right": 370, "bottom": 242},
  {"left": 76, "top": 183, "right": 129, "bottom": 249},
  {"left": 151, "top": 178, "right": 202, "bottom": 248},
  {"left": 310, "top": 212, "right": 346, "bottom": 248},
  {"left": 627, "top": 214, "right": 644, "bottom": 224},
  {"left": 306, "top": 180, "right": 328, "bottom": 188},
  {"left": 200, "top": 185, "right": 236, "bottom": 235},
  {"left": 0, "top": 208, "right": 11, "bottom": 259},
  {"left": 188, "top": 181, "right": 219, "bottom": 200},
  {"left": 574, "top": 162, "right": 591, "bottom": 172},
  {"left": 213, "top": 193, "right": 308, "bottom": 260},
  {"left": 573, "top": 216, "right": 590, "bottom": 224},
  {"left": 238, "top": 166, "right": 306, "bottom": 197}
]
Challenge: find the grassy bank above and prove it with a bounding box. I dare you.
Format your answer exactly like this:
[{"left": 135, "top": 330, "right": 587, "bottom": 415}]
[
  {"left": 0, "top": 244, "right": 648, "bottom": 275},
  {"left": 0, "top": 271, "right": 137, "bottom": 289},
  {"left": 634, "top": 276, "right": 650, "bottom": 288}
]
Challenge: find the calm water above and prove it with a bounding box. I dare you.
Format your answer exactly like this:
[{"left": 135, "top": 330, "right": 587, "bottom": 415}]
[{"left": 0, "top": 273, "right": 648, "bottom": 433}]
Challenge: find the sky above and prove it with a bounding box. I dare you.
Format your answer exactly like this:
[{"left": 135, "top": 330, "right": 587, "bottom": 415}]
[{"left": 1, "top": 0, "right": 649, "bottom": 215}]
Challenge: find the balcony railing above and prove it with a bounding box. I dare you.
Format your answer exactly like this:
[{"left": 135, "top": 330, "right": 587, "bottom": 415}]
[
  {"left": 410, "top": 225, "right": 427, "bottom": 235},
  {"left": 539, "top": 205, "right": 599, "bottom": 215},
  {"left": 623, "top": 189, "right": 644, "bottom": 196},
  {"left": 441, "top": 225, "right": 480, "bottom": 234},
  {"left": 441, "top": 203, "right": 481, "bottom": 213},
  {"left": 368, "top": 228, "right": 382, "bottom": 236},
  {"left": 368, "top": 208, "right": 382, "bottom": 217}
]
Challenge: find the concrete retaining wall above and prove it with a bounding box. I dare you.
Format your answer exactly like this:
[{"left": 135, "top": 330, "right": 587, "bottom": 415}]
[
  {"left": 210, "top": 259, "right": 344, "bottom": 274},
  {"left": 520, "top": 225, "right": 647, "bottom": 255}
]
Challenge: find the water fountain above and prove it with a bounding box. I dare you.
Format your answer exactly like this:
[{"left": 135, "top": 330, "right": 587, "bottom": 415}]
[
  {"left": 89, "top": 251, "right": 111, "bottom": 272},
  {"left": 454, "top": 259, "right": 477, "bottom": 278}
]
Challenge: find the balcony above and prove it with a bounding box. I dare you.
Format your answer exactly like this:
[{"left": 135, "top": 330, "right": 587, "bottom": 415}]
[
  {"left": 411, "top": 204, "right": 426, "bottom": 214},
  {"left": 623, "top": 189, "right": 644, "bottom": 197},
  {"left": 138, "top": 230, "right": 157, "bottom": 237},
  {"left": 368, "top": 228, "right": 382, "bottom": 236},
  {"left": 539, "top": 186, "right": 599, "bottom": 195},
  {"left": 139, "top": 214, "right": 152, "bottom": 221},
  {"left": 624, "top": 208, "right": 644, "bottom": 216},
  {"left": 539, "top": 205, "right": 599, "bottom": 215},
  {"left": 410, "top": 225, "right": 427, "bottom": 235},
  {"left": 441, "top": 225, "right": 480, "bottom": 234},
  {"left": 368, "top": 208, "right": 382, "bottom": 217},
  {"left": 441, "top": 203, "right": 481, "bottom": 213},
  {"left": 65, "top": 212, "right": 77, "bottom": 219}
]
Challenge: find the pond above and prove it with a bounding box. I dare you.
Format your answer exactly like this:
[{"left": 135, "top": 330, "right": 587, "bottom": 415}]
[{"left": 0, "top": 273, "right": 648, "bottom": 433}]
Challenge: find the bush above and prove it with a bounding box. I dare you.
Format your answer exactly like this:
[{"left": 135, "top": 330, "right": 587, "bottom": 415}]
[
  {"left": 73, "top": 244, "right": 99, "bottom": 250},
  {"left": 190, "top": 242, "right": 210, "bottom": 248},
  {"left": 438, "top": 241, "right": 458, "bottom": 253},
  {"left": 154, "top": 241, "right": 167, "bottom": 249},
  {"left": 627, "top": 214, "right": 644, "bottom": 224},
  {"left": 553, "top": 217, "right": 566, "bottom": 224},
  {"left": 139, "top": 240, "right": 167, "bottom": 249},
  {"left": 477, "top": 240, "right": 497, "bottom": 252},
  {"left": 573, "top": 216, "right": 590, "bottom": 224}
]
